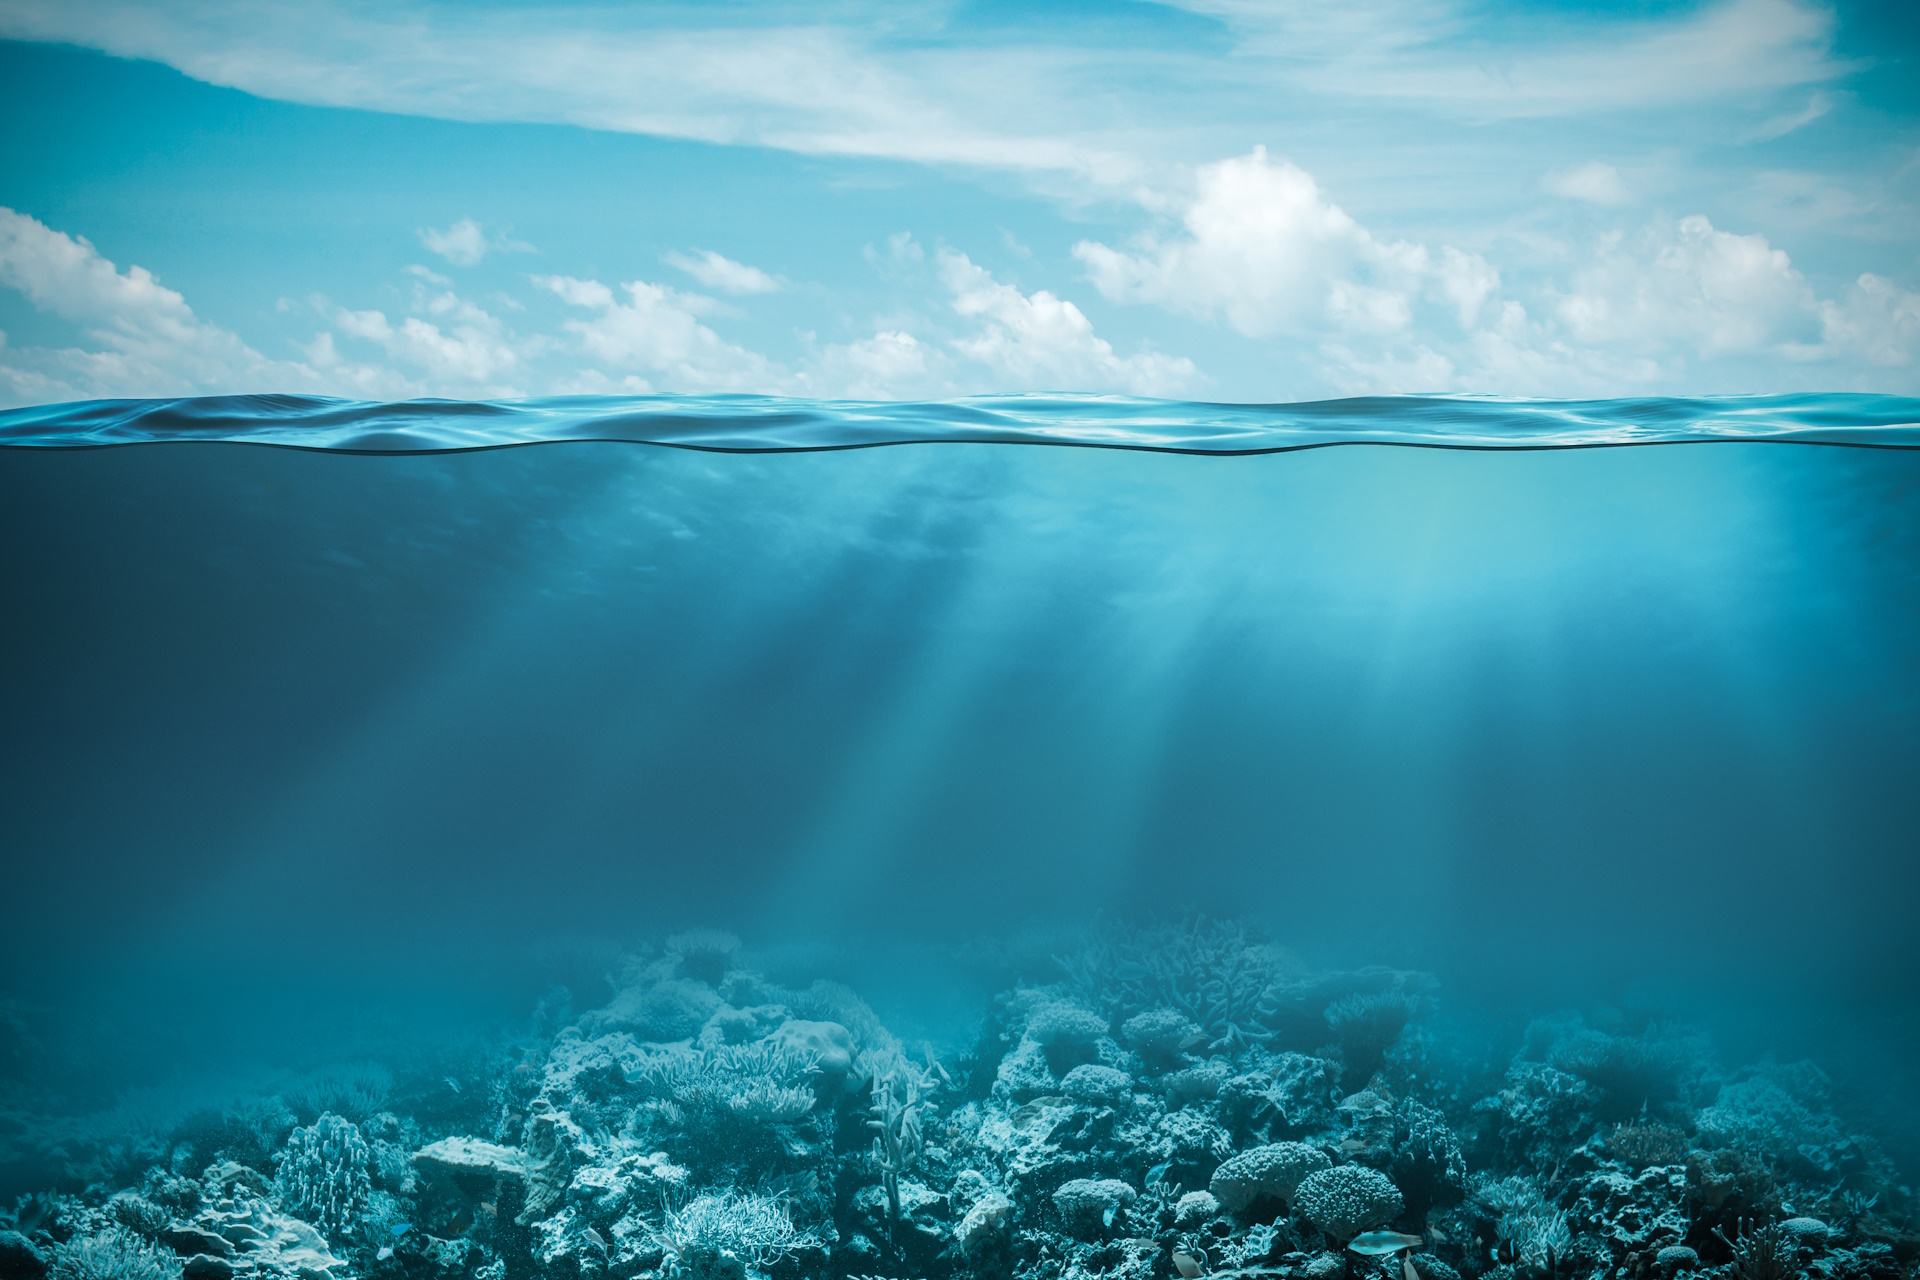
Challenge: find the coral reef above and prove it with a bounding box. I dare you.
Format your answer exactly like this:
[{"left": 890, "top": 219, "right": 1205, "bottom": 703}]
[{"left": 3, "top": 920, "right": 1915, "bottom": 1280}]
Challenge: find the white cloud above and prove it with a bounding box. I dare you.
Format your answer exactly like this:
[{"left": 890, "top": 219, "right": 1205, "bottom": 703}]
[
  {"left": 1817, "top": 274, "right": 1920, "bottom": 367},
  {"left": 1074, "top": 149, "right": 1495, "bottom": 341},
  {"left": 937, "top": 250, "right": 1198, "bottom": 396},
  {"left": 317, "top": 281, "right": 527, "bottom": 392},
  {"left": 418, "top": 218, "right": 534, "bottom": 267},
  {"left": 664, "top": 249, "right": 782, "bottom": 295},
  {"left": 1547, "top": 162, "right": 1630, "bottom": 207},
  {"left": 535, "top": 274, "right": 778, "bottom": 393},
  {"left": 1555, "top": 215, "right": 1818, "bottom": 357},
  {"left": 0, "top": 205, "right": 318, "bottom": 405},
  {"left": 807, "top": 330, "right": 945, "bottom": 400}
]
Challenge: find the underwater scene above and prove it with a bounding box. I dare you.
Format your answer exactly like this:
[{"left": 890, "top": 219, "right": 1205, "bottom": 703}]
[{"left": 3, "top": 393, "right": 1920, "bottom": 1280}]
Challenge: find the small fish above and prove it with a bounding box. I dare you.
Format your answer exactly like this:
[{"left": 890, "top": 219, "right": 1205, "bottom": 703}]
[
  {"left": 585, "top": 1227, "right": 608, "bottom": 1251},
  {"left": 1145, "top": 1161, "right": 1171, "bottom": 1186},
  {"left": 1170, "top": 1250, "right": 1205, "bottom": 1279},
  {"left": 1102, "top": 1205, "right": 1118, "bottom": 1229},
  {"left": 376, "top": 1246, "right": 393, "bottom": 1262},
  {"left": 1178, "top": 1032, "right": 1210, "bottom": 1050},
  {"left": 1340, "top": 1138, "right": 1368, "bottom": 1153},
  {"left": 390, "top": 1224, "right": 411, "bottom": 1238},
  {"left": 445, "top": 1077, "right": 462, "bottom": 1093},
  {"left": 1349, "top": 1231, "right": 1425, "bottom": 1257},
  {"left": 1491, "top": 1238, "right": 1519, "bottom": 1266},
  {"left": 1427, "top": 1226, "right": 1449, "bottom": 1244},
  {"left": 1403, "top": 1257, "right": 1420, "bottom": 1280}
]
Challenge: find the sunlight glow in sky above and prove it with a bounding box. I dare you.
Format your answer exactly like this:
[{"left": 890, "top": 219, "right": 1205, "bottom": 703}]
[{"left": 1, "top": 0, "right": 1917, "bottom": 403}]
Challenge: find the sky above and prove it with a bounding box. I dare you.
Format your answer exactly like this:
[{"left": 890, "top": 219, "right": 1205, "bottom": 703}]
[{"left": 0, "top": 0, "right": 1916, "bottom": 404}]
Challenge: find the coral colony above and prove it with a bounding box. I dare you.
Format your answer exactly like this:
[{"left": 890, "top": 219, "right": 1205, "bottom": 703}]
[{"left": 2, "top": 921, "right": 1912, "bottom": 1280}]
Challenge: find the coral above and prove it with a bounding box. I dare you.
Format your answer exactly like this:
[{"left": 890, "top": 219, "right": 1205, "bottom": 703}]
[
  {"left": 1173, "top": 1191, "right": 1218, "bottom": 1227},
  {"left": 1609, "top": 1121, "right": 1692, "bottom": 1169},
  {"left": 664, "top": 931, "right": 742, "bottom": 988},
  {"left": 1472, "top": 1060, "right": 1599, "bottom": 1174},
  {"left": 652, "top": 1193, "right": 818, "bottom": 1279},
  {"left": 1476, "top": 1174, "right": 1573, "bottom": 1269},
  {"left": 1061, "top": 916, "right": 1286, "bottom": 1056},
  {"left": 49, "top": 1232, "right": 178, "bottom": 1280},
  {"left": 1292, "top": 1166, "right": 1403, "bottom": 1241},
  {"left": 273, "top": 1114, "right": 370, "bottom": 1242},
  {"left": 1713, "top": 1219, "right": 1794, "bottom": 1280},
  {"left": 1548, "top": 1031, "right": 1689, "bottom": 1119},
  {"left": 1391, "top": 1098, "right": 1466, "bottom": 1218},
  {"left": 1051, "top": 1179, "right": 1136, "bottom": 1236},
  {"left": 1121, "top": 1010, "right": 1198, "bottom": 1068},
  {"left": 1025, "top": 1005, "right": 1108, "bottom": 1048},
  {"left": 868, "top": 1066, "right": 932, "bottom": 1233},
  {"left": 581, "top": 978, "right": 724, "bottom": 1043},
  {"left": 1059, "top": 1065, "right": 1131, "bottom": 1108},
  {"left": 1208, "top": 1143, "right": 1331, "bottom": 1215},
  {"left": 632, "top": 1040, "right": 821, "bottom": 1126},
  {"left": 281, "top": 1064, "right": 391, "bottom": 1125},
  {"left": 1325, "top": 990, "right": 1422, "bottom": 1083}
]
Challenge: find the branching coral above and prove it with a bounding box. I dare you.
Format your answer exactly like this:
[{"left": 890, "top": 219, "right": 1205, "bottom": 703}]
[
  {"left": 868, "top": 1065, "right": 932, "bottom": 1235},
  {"left": 1712, "top": 1219, "right": 1795, "bottom": 1280},
  {"left": 632, "top": 1041, "right": 821, "bottom": 1126},
  {"left": 1059, "top": 916, "right": 1286, "bottom": 1055},
  {"left": 653, "top": 1192, "right": 818, "bottom": 1278},
  {"left": 274, "top": 1113, "right": 371, "bottom": 1241}
]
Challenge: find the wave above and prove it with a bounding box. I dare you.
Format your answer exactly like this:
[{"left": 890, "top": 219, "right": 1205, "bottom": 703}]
[{"left": 1, "top": 391, "right": 1917, "bottom": 453}]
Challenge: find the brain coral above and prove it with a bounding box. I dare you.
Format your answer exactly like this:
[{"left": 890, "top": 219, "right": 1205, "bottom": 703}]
[
  {"left": 1208, "top": 1142, "right": 1332, "bottom": 1214},
  {"left": 1293, "top": 1165, "right": 1404, "bottom": 1240}
]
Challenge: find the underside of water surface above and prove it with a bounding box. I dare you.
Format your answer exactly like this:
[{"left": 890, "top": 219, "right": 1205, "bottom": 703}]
[{"left": 2, "top": 394, "right": 1919, "bottom": 1280}]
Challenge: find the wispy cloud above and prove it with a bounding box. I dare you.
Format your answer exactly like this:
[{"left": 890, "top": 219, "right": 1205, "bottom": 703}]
[
  {"left": 418, "top": 218, "right": 534, "bottom": 266},
  {"left": 664, "top": 250, "right": 782, "bottom": 295},
  {"left": 1547, "top": 162, "right": 1631, "bottom": 207},
  {"left": 1746, "top": 90, "right": 1835, "bottom": 142}
]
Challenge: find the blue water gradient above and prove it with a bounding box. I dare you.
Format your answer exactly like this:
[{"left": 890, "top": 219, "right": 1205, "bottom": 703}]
[{"left": 2, "top": 391, "right": 1918, "bottom": 452}]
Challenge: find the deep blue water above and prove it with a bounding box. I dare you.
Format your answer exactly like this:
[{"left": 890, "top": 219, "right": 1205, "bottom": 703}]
[{"left": 2, "top": 394, "right": 1918, "bottom": 1278}]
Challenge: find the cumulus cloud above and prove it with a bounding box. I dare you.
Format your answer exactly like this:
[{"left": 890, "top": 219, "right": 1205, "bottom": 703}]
[
  {"left": 418, "top": 218, "right": 534, "bottom": 267},
  {"left": 0, "top": 205, "right": 316, "bottom": 405},
  {"left": 316, "top": 279, "right": 527, "bottom": 393},
  {"left": 1554, "top": 215, "right": 1819, "bottom": 357},
  {"left": 535, "top": 274, "right": 777, "bottom": 393},
  {"left": 1547, "top": 162, "right": 1630, "bottom": 206},
  {"left": 938, "top": 249, "right": 1197, "bottom": 396},
  {"left": 1074, "top": 149, "right": 1496, "bottom": 343},
  {"left": 664, "top": 249, "right": 782, "bottom": 295}
]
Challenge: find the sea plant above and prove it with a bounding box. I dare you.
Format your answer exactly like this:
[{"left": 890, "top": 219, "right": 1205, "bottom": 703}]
[{"left": 49, "top": 1230, "right": 180, "bottom": 1280}]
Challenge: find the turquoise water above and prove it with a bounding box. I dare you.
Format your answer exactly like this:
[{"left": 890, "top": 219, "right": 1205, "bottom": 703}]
[{"left": 1, "top": 394, "right": 1917, "bottom": 1279}]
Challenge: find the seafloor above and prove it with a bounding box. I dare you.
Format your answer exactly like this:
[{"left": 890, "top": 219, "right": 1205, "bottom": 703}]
[{"left": 1, "top": 920, "right": 1912, "bottom": 1280}]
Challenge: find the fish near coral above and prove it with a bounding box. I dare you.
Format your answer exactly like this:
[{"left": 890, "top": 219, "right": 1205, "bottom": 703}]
[
  {"left": 1171, "top": 1248, "right": 1206, "bottom": 1278},
  {"left": 1349, "top": 1231, "right": 1424, "bottom": 1257}
]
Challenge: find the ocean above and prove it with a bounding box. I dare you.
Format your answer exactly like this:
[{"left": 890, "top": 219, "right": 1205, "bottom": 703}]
[{"left": 1, "top": 392, "right": 1917, "bottom": 1280}]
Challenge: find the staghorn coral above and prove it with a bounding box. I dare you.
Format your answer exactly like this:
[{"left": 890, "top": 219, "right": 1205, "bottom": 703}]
[{"left": 273, "top": 1113, "right": 371, "bottom": 1241}]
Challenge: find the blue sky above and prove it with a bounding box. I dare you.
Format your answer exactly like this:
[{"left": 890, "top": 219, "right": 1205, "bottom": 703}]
[{"left": 0, "top": 0, "right": 1916, "bottom": 404}]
